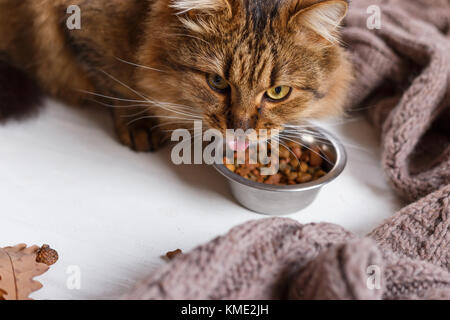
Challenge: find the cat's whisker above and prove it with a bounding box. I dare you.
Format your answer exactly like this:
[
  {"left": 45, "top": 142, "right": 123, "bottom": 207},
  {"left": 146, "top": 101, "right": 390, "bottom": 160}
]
[
  {"left": 88, "top": 94, "right": 202, "bottom": 120},
  {"left": 284, "top": 117, "right": 361, "bottom": 128},
  {"left": 98, "top": 69, "right": 151, "bottom": 102},
  {"left": 281, "top": 131, "right": 373, "bottom": 155},
  {"left": 114, "top": 56, "right": 166, "bottom": 73},
  {"left": 174, "top": 131, "right": 205, "bottom": 148},
  {"left": 87, "top": 98, "right": 149, "bottom": 109},
  {"left": 98, "top": 69, "right": 204, "bottom": 120},
  {"left": 266, "top": 132, "right": 299, "bottom": 161},
  {"left": 277, "top": 140, "right": 301, "bottom": 164},
  {"left": 84, "top": 90, "right": 191, "bottom": 119},
  {"left": 120, "top": 108, "right": 153, "bottom": 119},
  {"left": 171, "top": 33, "right": 210, "bottom": 45},
  {"left": 161, "top": 128, "right": 195, "bottom": 133},
  {"left": 150, "top": 121, "right": 195, "bottom": 132},
  {"left": 78, "top": 90, "right": 147, "bottom": 103},
  {"left": 83, "top": 90, "right": 198, "bottom": 116},
  {"left": 266, "top": 139, "right": 302, "bottom": 165},
  {"left": 277, "top": 134, "right": 334, "bottom": 165},
  {"left": 151, "top": 102, "right": 203, "bottom": 118},
  {"left": 141, "top": 102, "right": 203, "bottom": 119},
  {"left": 155, "top": 101, "right": 201, "bottom": 114},
  {"left": 126, "top": 115, "right": 199, "bottom": 127},
  {"left": 140, "top": 99, "right": 203, "bottom": 118},
  {"left": 154, "top": 107, "right": 203, "bottom": 119},
  {"left": 280, "top": 130, "right": 372, "bottom": 152}
]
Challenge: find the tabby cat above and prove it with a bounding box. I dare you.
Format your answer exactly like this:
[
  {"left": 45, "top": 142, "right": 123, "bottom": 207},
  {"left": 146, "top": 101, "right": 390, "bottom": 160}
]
[{"left": 0, "top": 0, "right": 352, "bottom": 151}]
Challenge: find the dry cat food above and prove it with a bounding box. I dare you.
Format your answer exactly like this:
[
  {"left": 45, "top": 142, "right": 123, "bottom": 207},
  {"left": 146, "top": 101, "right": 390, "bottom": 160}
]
[
  {"left": 224, "top": 141, "right": 328, "bottom": 185},
  {"left": 165, "top": 249, "right": 183, "bottom": 260}
]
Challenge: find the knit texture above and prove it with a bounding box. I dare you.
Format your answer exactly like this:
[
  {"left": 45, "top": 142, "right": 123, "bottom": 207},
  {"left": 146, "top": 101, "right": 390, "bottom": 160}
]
[
  {"left": 124, "top": 186, "right": 449, "bottom": 300},
  {"left": 124, "top": 0, "right": 450, "bottom": 300},
  {"left": 344, "top": 0, "right": 450, "bottom": 202}
]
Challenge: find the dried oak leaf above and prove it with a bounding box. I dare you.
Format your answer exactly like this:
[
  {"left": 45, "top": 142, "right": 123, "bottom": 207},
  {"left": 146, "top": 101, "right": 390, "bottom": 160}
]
[{"left": 0, "top": 244, "right": 58, "bottom": 300}]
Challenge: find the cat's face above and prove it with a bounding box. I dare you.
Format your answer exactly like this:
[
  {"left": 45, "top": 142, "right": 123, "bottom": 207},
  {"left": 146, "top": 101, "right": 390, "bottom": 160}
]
[{"left": 136, "top": 0, "right": 352, "bottom": 135}]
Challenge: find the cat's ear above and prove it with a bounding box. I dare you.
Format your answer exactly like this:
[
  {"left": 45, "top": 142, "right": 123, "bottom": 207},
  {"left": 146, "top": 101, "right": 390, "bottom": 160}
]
[
  {"left": 170, "top": 0, "right": 233, "bottom": 18},
  {"left": 289, "top": 0, "right": 348, "bottom": 43}
]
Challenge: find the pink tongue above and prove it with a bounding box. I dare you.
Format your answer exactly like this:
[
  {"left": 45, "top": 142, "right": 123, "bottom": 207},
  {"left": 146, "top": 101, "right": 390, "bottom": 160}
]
[{"left": 228, "top": 140, "right": 249, "bottom": 152}]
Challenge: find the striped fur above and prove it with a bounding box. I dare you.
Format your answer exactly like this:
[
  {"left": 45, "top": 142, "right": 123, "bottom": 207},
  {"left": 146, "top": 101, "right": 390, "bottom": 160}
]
[
  {"left": 292, "top": 0, "right": 348, "bottom": 43},
  {"left": 170, "top": 0, "right": 231, "bottom": 14},
  {"left": 138, "top": 0, "right": 353, "bottom": 135},
  {"left": 0, "top": 0, "right": 353, "bottom": 151}
]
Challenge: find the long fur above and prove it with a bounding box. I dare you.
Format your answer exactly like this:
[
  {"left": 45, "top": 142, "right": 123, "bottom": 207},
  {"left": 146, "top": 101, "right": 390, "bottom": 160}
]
[
  {"left": 0, "top": 59, "right": 42, "bottom": 121},
  {"left": 0, "top": 0, "right": 353, "bottom": 151},
  {"left": 170, "top": 0, "right": 229, "bottom": 14},
  {"left": 294, "top": 0, "right": 348, "bottom": 43}
]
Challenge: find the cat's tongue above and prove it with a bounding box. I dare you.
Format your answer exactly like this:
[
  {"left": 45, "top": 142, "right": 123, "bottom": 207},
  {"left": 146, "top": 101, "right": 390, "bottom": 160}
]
[{"left": 228, "top": 140, "right": 249, "bottom": 152}]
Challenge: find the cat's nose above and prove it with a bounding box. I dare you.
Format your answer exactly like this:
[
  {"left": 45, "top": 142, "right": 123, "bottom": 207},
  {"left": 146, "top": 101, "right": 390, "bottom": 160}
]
[
  {"left": 230, "top": 117, "right": 251, "bottom": 131},
  {"left": 227, "top": 112, "right": 254, "bottom": 131},
  {"left": 227, "top": 98, "right": 257, "bottom": 130}
]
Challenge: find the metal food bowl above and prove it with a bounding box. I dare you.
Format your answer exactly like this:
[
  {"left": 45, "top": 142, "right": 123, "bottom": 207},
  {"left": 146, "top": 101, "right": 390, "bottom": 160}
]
[{"left": 213, "top": 127, "right": 347, "bottom": 215}]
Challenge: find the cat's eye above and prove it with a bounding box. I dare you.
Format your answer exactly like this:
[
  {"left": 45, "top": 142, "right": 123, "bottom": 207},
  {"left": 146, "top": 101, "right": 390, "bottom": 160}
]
[
  {"left": 265, "top": 86, "right": 292, "bottom": 101},
  {"left": 207, "top": 74, "right": 229, "bottom": 92}
]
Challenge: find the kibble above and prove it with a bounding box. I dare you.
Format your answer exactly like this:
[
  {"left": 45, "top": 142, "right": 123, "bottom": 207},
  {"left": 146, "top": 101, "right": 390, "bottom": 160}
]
[
  {"left": 299, "top": 161, "right": 309, "bottom": 173},
  {"left": 309, "top": 146, "right": 323, "bottom": 167},
  {"left": 224, "top": 142, "right": 329, "bottom": 185},
  {"left": 166, "top": 249, "right": 183, "bottom": 260}
]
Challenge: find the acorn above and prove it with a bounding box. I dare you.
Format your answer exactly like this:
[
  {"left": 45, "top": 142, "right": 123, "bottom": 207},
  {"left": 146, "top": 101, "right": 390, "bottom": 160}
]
[{"left": 36, "top": 244, "right": 58, "bottom": 266}]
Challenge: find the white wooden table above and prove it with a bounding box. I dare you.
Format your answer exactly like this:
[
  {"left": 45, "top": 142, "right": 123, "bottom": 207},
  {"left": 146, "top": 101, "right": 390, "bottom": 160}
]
[{"left": 0, "top": 99, "right": 402, "bottom": 299}]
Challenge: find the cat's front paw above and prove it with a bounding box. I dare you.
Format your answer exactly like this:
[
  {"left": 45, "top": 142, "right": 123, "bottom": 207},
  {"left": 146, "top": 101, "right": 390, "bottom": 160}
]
[{"left": 114, "top": 117, "right": 165, "bottom": 152}]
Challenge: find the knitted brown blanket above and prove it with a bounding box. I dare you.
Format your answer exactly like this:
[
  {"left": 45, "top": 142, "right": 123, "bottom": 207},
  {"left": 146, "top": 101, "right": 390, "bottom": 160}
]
[{"left": 125, "top": 0, "right": 450, "bottom": 300}]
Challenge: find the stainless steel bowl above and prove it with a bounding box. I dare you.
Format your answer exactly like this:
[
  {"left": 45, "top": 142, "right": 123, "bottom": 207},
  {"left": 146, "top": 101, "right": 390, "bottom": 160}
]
[{"left": 213, "top": 127, "right": 347, "bottom": 215}]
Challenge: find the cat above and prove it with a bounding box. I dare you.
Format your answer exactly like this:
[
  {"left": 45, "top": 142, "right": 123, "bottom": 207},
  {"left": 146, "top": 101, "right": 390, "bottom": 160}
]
[{"left": 0, "top": 0, "right": 353, "bottom": 152}]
